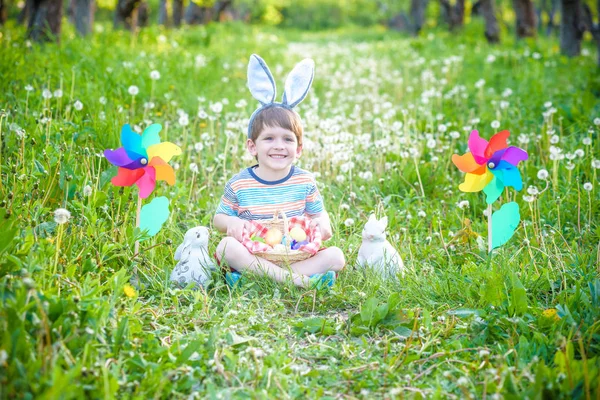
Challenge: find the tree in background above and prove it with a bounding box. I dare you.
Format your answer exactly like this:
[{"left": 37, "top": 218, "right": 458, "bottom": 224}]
[
  {"left": 184, "top": 0, "right": 232, "bottom": 25},
  {"left": 538, "top": 0, "right": 559, "bottom": 35},
  {"left": 480, "top": 0, "right": 501, "bottom": 42},
  {"left": 27, "top": 0, "right": 62, "bottom": 41},
  {"left": 114, "top": 0, "right": 148, "bottom": 29},
  {"left": 389, "top": 0, "right": 430, "bottom": 35},
  {"left": 439, "top": 0, "right": 465, "bottom": 30},
  {"left": 560, "top": 0, "right": 585, "bottom": 56},
  {"left": 0, "top": 0, "right": 7, "bottom": 24},
  {"left": 582, "top": 0, "right": 600, "bottom": 65},
  {"left": 513, "top": 0, "right": 536, "bottom": 37},
  {"left": 70, "top": 0, "right": 95, "bottom": 35},
  {"left": 159, "top": 0, "right": 184, "bottom": 26}
]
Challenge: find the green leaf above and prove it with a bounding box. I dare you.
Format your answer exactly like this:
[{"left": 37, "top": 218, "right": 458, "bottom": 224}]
[
  {"left": 113, "top": 317, "right": 129, "bottom": 354},
  {"left": 100, "top": 167, "right": 117, "bottom": 189},
  {"left": 176, "top": 338, "right": 204, "bottom": 363},
  {"left": 360, "top": 297, "right": 379, "bottom": 325},
  {"left": 393, "top": 326, "right": 413, "bottom": 338},
  {"left": 509, "top": 272, "right": 528, "bottom": 316},
  {"left": 226, "top": 331, "right": 255, "bottom": 347},
  {"left": 34, "top": 159, "right": 47, "bottom": 174},
  {"left": 447, "top": 308, "right": 481, "bottom": 318},
  {"left": 294, "top": 317, "right": 334, "bottom": 335},
  {"left": 34, "top": 221, "right": 56, "bottom": 238}
]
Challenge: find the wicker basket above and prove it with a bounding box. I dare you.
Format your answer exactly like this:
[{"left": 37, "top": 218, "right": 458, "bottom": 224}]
[{"left": 254, "top": 210, "right": 312, "bottom": 266}]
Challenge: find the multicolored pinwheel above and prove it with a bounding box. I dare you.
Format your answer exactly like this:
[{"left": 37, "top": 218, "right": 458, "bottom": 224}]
[
  {"left": 452, "top": 129, "right": 529, "bottom": 252},
  {"left": 104, "top": 124, "right": 181, "bottom": 198},
  {"left": 452, "top": 130, "right": 528, "bottom": 204}
]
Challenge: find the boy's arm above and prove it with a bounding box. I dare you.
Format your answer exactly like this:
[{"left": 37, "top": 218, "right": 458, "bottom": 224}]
[
  {"left": 214, "top": 214, "right": 248, "bottom": 242},
  {"left": 310, "top": 210, "right": 333, "bottom": 241}
]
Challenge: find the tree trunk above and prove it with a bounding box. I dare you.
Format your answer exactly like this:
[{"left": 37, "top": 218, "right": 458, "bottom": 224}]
[
  {"left": 409, "top": 0, "right": 429, "bottom": 34},
  {"left": 137, "top": 1, "right": 148, "bottom": 26},
  {"left": 0, "top": 0, "right": 7, "bottom": 25},
  {"left": 28, "top": 0, "right": 63, "bottom": 42},
  {"left": 560, "top": 0, "right": 585, "bottom": 56},
  {"left": 184, "top": 1, "right": 203, "bottom": 24},
  {"left": 114, "top": 0, "right": 141, "bottom": 29},
  {"left": 74, "top": 0, "right": 95, "bottom": 35},
  {"left": 158, "top": 0, "right": 168, "bottom": 25},
  {"left": 173, "top": 0, "right": 183, "bottom": 26},
  {"left": 440, "top": 0, "right": 465, "bottom": 30},
  {"left": 582, "top": 2, "right": 600, "bottom": 66},
  {"left": 185, "top": 0, "right": 231, "bottom": 24},
  {"left": 472, "top": 0, "right": 482, "bottom": 15},
  {"left": 480, "top": 0, "right": 500, "bottom": 42},
  {"left": 212, "top": 0, "right": 232, "bottom": 21},
  {"left": 19, "top": 0, "right": 34, "bottom": 24},
  {"left": 513, "top": 0, "right": 536, "bottom": 37},
  {"left": 547, "top": 0, "right": 559, "bottom": 35}
]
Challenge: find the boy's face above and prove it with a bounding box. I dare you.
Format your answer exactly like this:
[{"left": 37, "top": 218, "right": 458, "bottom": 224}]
[{"left": 247, "top": 126, "right": 302, "bottom": 174}]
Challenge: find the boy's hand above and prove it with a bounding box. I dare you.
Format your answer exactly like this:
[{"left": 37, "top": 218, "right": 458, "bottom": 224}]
[
  {"left": 309, "top": 218, "right": 321, "bottom": 230},
  {"left": 309, "top": 213, "right": 332, "bottom": 241},
  {"left": 227, "top": 218, "right": 249, "bottom": 242}
]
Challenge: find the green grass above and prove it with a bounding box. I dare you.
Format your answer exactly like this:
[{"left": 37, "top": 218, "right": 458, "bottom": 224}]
[{"left": 1, "top": 20, "right": 600, "bottom": 398}]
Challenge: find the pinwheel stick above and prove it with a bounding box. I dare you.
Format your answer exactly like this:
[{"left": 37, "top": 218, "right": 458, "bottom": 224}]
[
  {"left": 487, "top": 204, "right": 492, "bottom": 254},
  {"left": 134, "top": 196, "right": 142, "bottom": 259}
]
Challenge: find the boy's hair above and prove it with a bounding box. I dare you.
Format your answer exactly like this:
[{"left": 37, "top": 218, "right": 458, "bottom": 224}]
[{"left": 250, "top": 106, "right": 303, "bottom": 146}]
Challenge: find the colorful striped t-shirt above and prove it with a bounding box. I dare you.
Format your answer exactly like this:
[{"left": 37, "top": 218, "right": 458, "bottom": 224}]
[{"left": 216, "top": 165, "right": 324, "bottom": 221}]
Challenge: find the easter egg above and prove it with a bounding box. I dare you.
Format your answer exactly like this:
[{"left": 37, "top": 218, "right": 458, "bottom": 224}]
[
  {"left": 272, "top": 244, "right": 286, "bottom": 252},
  {"left": 291, "top": 240, "right": 309, "bottom": 250},
  {"left": 265, "top": 228, "right": 283, "bottom": 246},
  {"left": 251, "top": 235, "right": 265, "bottom": 243},
  {"left": 289, "top": 227, "right": 307, "bottom": 242}
]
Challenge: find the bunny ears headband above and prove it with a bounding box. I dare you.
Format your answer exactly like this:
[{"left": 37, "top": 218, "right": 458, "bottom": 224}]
[{"left": 246, "top": 54, "right": 315, "bottom": 138}]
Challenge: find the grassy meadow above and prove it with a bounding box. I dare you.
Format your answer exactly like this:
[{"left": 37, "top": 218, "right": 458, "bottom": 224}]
[{"left": 1, "top": 20, "right": 600, "bottom": 398}]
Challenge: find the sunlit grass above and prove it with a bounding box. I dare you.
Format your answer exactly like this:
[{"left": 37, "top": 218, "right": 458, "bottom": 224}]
[{"left": 0, "top": 21, "right": 599, "bottom": 398}]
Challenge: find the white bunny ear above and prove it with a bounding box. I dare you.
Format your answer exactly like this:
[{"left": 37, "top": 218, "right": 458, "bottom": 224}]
[
  {"left": 368, "top": 214, "right": 377, "bottom": 223},
  {"left": 247, "top": 54, "right": 276, "bottom": 105},
  {"left": 379, "top": 216, "right": 388, "bottom": 229},
  {"left": 282, "top": 58, "right": 314, "bottom": 108},
  {"left": 174, "top": 243, "right": 185, "bottom": 261}
]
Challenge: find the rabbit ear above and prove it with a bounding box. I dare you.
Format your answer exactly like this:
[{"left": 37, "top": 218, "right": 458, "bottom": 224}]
[
  {"left": 282, "top": 58, "right": 314, "bottom": 108},
  {"left": 368, "top": 214, "right": 377, "bottom": 223},
  {"left": 175, "top": 234, "right": 192, "bottom": 260},
  {"left": 248, "top": 54, "right": 276, "bottom": 106},
  {"left": 174, "top": 243, "right": 185, "bottom": 261},
  {"left": 379, "top": 216, "right": 388, "bottom": 229}
]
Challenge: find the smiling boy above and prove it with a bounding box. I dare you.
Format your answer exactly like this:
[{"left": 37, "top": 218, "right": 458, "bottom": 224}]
[
  {"left": 213, "top": 55, "right": 345, "bottom": 288},
  {"left": 214, "top": 106, "right": 345, "bottom": 288}
]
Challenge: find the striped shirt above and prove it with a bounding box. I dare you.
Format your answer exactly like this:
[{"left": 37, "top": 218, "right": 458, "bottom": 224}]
[{"left": 216, "top": 165, "right": 324, "bottom": 220}]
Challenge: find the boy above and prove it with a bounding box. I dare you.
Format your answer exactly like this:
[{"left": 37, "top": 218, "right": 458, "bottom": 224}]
[{"left": 213, "top": 55, "right": 345, "bottom": 288}]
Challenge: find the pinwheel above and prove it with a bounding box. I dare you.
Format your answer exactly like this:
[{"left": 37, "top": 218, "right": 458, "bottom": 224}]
[
  {"left": 452, "top": 130, "right": 528, "bottom": 204},
  {"left": 451, "top": 130, "right": 528, "bottom": 253},
  {"left": 104, "top": 124, "right": 181, "bottom": 259},
  {"left": 104, "top": 124, "right": 181, "bottom": 199}
]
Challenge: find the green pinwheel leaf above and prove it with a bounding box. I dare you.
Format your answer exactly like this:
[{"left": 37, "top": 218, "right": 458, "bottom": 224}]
[
  {"left": 491, "top": 202, "right": 520, "bottom": 249},
  {"left": 139, "top": 196, "right": 170, "bottom": 240}
]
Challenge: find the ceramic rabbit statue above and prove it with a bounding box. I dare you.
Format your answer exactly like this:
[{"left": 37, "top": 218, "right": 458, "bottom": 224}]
[
  {"left": 357, "top": 214, "right": 404, "bottom": 278},
  {"left": 170, "top": 226, "right": 217, "bottom": 288}
]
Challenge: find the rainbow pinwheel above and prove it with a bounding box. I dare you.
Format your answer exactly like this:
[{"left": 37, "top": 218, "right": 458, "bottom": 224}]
[
  {"left": 104, "top": 124, "right": 181, "bottom": 198},
  {"left": 452, "top": 129, "right": 528, "bottom": 252},
  {"left": 452, "top": 130, "right": 528, "bottom": 204}
]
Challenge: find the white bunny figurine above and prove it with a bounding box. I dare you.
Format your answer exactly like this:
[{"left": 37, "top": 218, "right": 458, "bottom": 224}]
[
  {"left": 170, "top": 226, "right": 217, "bottom": 288},
  {"left": 357, "top": 214, "right": 404, "bottom": 278}
]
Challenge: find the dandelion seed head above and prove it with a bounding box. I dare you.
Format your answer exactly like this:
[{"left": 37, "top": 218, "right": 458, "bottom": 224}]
[{"left": 54, "top": 208, "right": 71, "bottom": 224}]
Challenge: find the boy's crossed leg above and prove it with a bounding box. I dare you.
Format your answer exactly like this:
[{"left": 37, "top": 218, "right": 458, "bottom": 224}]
[{"left": 215, "top": 237, "right": 345, "bottom": 288}]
